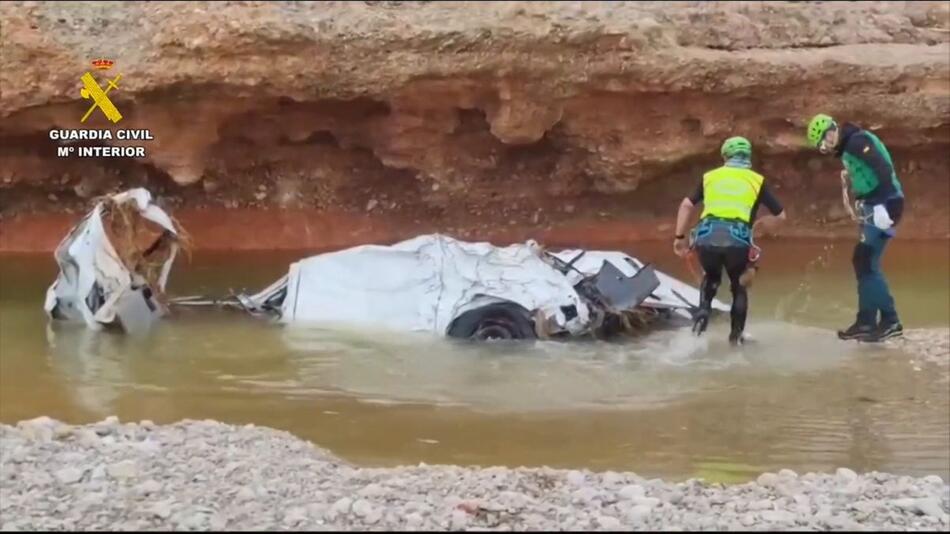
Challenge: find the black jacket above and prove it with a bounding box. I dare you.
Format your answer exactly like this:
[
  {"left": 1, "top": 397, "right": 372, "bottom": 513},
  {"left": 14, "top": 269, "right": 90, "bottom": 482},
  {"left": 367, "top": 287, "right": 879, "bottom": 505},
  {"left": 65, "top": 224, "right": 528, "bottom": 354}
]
[{"left": 834, "top": 122, "right": 904, "bottom": 225}]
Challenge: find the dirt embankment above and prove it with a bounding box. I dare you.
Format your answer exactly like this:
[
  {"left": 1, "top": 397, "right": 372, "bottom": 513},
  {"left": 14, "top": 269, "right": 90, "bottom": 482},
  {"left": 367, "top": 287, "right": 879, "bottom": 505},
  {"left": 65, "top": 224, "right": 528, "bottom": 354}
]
[{"left": 1, "top": 1, "right": 948, "bottom": 252}]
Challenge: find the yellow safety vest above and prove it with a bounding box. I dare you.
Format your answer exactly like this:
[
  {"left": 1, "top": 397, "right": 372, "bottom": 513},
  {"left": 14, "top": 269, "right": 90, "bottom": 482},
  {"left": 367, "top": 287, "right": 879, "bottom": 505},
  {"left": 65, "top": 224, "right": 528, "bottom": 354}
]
[{"left": 700, "top": 166, "right": 765, "bottom": 223}]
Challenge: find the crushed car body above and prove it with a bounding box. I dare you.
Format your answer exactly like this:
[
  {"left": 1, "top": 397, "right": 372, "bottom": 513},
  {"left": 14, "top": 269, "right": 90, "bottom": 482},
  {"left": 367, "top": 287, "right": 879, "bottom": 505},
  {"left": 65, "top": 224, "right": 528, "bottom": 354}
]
[
  {"left": 44, "top": 188, "right": 184, "bottom": 335},
  {"left": 234, "top": 234, "right": 729, "bottom": 341}
]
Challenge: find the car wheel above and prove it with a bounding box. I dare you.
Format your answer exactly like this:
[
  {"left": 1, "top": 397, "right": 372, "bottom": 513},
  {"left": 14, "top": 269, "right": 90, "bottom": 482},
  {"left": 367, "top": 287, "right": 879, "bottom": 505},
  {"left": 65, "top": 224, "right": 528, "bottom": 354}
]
[{"left": 446, "top": 302, "right": 538, "bottom": 341}]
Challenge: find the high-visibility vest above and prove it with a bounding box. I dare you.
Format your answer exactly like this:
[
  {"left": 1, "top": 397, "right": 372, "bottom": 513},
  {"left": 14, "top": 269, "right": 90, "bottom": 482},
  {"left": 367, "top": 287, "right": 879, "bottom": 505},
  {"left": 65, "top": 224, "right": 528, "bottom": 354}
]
[{"left": 700, "top": 166, "right": 765, "bottom": 223}]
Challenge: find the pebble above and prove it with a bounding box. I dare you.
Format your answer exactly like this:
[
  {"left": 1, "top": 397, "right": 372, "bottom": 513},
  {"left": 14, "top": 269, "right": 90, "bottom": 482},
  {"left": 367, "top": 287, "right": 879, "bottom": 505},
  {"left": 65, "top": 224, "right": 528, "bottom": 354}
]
[
  {"left": 90, "top": 465, "right": 106, "bottom": 480},
  {"left": 53, "top": 425, "right": 75, "bottom": 439},
  {"left": 307, "top": 503, "right": 328, "bottom": 519},
  {"left": 76, "top": 430, "right": 100, "bottom": 447},
  {"left": 836, "top": 467, "right": 858, "bottom": 482},
  {"left": 351, "top": 498, "right": 374, "bottom": 518},
  {"left": 358, "top": 483, "right": 384, "bottom": 498},
  {"left": 107, "top": 460, "right": 138, "bottom": 480},
  {"left": 825, "top": 514, "right": 860, "bottom": 530},
  {"left": 626, "top": 504, "right": 653, "bottom": 521},
  {"left": 148, "top": 501, "right": 173, "bottom": 520},
  {"left": 572, "top": 487, "right": 599, "bottom": 503},
  {"left": 792, "top": 494, "right": 811, "bottom": 513},
  {"left": 632, "top": 497, "right": 661, "bottom": 509},
  {"left": 283, "top": 507, "right": 307, "bottom": 525},
  {"left": 405, "top": 512, "right": 424, "bottom": 528},
  {"left": 618, "top": 484, "right": 646, "bottom": 500},
  {"left": 53, "top": 467, "right": 84, "bottom": 484},
  {"left": 235, "top": 486, "right": 256, "bottom": 502},
  {"left": 450, "top": 509, "right": 469, "bottom": 530},
  {"left": 136, "top": 479, "right": 162, "bottom": 495},
  {"left": 740, "top": 513, "right": 757, "bottom": 526},
  {"left": 596, "top": 515, "right": 621, "bottom": 529},
  {"left": 330, "top": 497, "right": 353, "bottom": 518},
  {"left": 209, "top": 513, "right": 228, "bottom": 530},
  {"left": 913, "top": 498, "right": 946, "bottom": 518},
  {"left": 667, "top": 489, "right": 684, "bottom": 504},
  {"left": 134, "top": 439, "right": 161, "bottom": 454},
  {"left": 893, "top": 498, "right": 917, "bottom": 510},
  {"left": 566, "top": 470, "right": 586, "bottom": 486},
  {"left": 761, "top": 510, "right": 797, "bottom": 523},
  {"left": 0, "top": 417, "right": 947, "bottom": 531},
  {"left": 363, "top": 508, "right": 383, "bottom": 525}
]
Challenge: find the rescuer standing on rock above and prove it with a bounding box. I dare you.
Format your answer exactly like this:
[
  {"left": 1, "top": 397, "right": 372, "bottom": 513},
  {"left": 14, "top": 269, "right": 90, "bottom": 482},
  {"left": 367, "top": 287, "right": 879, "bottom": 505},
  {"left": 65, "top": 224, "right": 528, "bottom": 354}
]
[
  {"left": 673, "top": 136, "right": 787, "bottom": 346},
  {"left": 806, "top": 114, "right": 905, "bottom": 342}
]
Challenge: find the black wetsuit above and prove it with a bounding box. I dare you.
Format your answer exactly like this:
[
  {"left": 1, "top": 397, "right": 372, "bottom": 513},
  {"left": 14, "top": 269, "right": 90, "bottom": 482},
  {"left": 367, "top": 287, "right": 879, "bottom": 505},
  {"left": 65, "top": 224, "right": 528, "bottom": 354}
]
[{"left": 688, "top": 174, "right": 784, "bottom": 339}]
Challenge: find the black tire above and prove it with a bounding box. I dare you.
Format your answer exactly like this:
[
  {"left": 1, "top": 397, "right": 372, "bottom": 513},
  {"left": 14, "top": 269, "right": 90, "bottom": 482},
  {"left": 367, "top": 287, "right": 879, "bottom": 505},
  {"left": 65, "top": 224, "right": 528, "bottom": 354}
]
[{"left": 446, "top": 302, "right": 537, "bottom": 341}]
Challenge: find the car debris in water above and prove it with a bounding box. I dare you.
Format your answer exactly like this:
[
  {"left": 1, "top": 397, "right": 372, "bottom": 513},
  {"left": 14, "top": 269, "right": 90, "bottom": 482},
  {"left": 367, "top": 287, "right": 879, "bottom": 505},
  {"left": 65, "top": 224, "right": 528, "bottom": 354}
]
[
  {"left": 46, "top": 189, "right": 726, "bottom": 340},
  {"left": 44, "top": 188, "right": 186, "bottom": 335},
  {"left": 226, "top": 234, "right": 729, "bottom": 341}
]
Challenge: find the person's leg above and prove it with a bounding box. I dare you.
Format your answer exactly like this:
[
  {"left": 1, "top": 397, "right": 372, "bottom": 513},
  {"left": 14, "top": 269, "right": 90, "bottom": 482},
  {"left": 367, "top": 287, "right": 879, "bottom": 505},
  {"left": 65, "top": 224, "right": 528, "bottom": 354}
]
[
  {"left": 864, "top": 227, "right": 903, "bottom": 339},
  {"left": 853, "top": 240, "right": 879, "bottom": 326},
  {"left": 841, "top": 224, "right": 901, "bottom": 340},
  {"left": 838, "top": 240, "right": 879, "bottom": 339},
  {"left": 724, "top": 246, "right": 751, "bottom": 344},
  {"left": 694, "top": 246, "right": 724, "bottom": 335}
]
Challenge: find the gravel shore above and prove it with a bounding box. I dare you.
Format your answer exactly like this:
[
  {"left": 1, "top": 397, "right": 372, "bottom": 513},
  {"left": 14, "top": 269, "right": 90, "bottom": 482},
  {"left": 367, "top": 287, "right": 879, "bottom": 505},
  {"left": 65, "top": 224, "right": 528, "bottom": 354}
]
[{"left": 1, "top": 417, "right": 948, "bottom": 531}]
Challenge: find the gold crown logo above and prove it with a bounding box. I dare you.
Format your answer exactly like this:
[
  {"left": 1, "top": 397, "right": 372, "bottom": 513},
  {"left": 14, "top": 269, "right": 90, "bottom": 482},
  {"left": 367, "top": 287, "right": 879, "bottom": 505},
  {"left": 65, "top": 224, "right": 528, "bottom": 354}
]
[{"left": 91, "top": 58, "right": 114, "bottom": 70}]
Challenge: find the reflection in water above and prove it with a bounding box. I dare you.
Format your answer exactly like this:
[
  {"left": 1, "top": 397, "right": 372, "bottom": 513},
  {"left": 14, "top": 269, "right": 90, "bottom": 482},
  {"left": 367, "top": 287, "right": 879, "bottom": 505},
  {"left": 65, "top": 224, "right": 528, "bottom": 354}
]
[
  {"left": 45, "top": 324, "right": 128, "bottom": 417},
  {"left": 1, "top": 241, "right": 948, "bottom": 482},
  {"left": 269, "top": 320, "right": 856, "bottom": 412}
]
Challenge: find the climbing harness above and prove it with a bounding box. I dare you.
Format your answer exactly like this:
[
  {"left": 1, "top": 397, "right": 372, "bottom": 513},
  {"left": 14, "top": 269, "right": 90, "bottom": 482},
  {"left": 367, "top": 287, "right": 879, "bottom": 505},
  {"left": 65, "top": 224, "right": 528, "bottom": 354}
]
[
  {"left": 693, "top": 217, "right": 754, "bottom": 247},
  {"left": 684, "top": 218, "right": 764, "bottom": 288}
]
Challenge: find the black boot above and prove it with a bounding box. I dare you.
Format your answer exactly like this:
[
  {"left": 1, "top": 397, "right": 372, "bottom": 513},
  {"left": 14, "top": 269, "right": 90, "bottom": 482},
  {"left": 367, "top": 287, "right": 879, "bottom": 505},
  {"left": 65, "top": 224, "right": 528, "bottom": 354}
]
[
  {"left": 837, "top": 321, "right": 875, "bottom": 341},
  {"left": 729, "top": 328, "right": 744, "bottom": 346},
  {"left": 692, "top": 309, "right": 710, "bottom": 336}
]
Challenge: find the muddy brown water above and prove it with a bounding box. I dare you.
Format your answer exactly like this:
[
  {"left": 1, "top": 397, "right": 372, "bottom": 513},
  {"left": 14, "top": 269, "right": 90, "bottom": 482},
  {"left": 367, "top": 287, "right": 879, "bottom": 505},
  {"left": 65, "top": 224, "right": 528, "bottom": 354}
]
[{"left": 1, "top": 239, "right": 948, "bottom": 483}]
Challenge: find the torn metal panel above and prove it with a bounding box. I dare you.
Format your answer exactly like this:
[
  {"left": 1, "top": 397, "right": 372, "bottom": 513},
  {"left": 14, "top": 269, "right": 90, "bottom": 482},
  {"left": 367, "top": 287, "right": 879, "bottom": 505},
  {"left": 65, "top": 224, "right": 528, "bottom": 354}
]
[
  {"left": 44, "top": 188, "right": 182, "bottom": 334},
  {"left": 547, "top": 249, "right": 729, "bottom": 320}
]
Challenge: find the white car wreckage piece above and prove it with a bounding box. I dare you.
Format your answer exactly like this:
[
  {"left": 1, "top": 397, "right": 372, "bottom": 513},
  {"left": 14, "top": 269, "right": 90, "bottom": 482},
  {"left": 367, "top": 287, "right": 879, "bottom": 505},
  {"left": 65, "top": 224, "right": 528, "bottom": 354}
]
[
  {"left": 46, "top": 189, "right": 727, "bottom": 340},
  {"left": 229, "top": 234, "right": 729, "bottom": 341},
  {"left": 44, "top": 188, "right": 183, "bottom": 335}
]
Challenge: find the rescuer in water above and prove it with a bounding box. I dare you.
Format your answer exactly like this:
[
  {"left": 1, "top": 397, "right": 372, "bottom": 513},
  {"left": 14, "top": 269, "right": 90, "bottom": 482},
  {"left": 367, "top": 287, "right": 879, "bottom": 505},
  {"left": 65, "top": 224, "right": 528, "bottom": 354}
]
[{"left": 673, "top": 136, "right": 787, "bottom": 346}]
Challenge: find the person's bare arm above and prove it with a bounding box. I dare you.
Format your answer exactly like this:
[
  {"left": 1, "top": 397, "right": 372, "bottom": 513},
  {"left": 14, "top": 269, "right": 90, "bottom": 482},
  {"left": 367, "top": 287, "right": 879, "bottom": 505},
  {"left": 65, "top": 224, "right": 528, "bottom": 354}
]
[
  {"left": 753, "top": 209, "right": 786, "bottom": 237},
  {"left": 673, "top": 197, "right": 698, "bottom": 257},
  {"left": 674, "top": 197, "right": 697, "bottom": 238},
  {"left": 752, "top": 184, "right": 787, "bottom": 238},
  {"left": 840, "top": 170, "right": 858, "bottom": 221}
]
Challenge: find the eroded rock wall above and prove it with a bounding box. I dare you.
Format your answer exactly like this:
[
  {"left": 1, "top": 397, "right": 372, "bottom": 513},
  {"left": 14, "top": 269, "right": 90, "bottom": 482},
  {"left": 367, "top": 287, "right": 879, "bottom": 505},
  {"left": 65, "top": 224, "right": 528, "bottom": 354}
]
[{"left": 1, "top": 1, "right": 948, "bottom": 250}]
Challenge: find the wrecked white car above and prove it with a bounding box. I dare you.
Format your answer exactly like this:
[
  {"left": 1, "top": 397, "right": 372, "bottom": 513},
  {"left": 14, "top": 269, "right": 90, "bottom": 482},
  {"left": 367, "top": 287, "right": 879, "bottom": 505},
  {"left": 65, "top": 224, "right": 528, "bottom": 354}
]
[
  {"left": 44, "top": 188, "right": 184, "bottom": 335},
  {"left": 45, "top": 189, "right": 725, "bottom": 341},
  {"left": 226, "top": 234, "right": 728, "bottom": 341}
]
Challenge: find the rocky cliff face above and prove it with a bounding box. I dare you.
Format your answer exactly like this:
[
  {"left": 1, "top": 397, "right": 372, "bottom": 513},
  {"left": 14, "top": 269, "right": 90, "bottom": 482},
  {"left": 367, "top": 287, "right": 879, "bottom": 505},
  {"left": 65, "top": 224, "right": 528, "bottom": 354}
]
[{"left": 1, "top": 1, "right": 948, "bottom": 251}]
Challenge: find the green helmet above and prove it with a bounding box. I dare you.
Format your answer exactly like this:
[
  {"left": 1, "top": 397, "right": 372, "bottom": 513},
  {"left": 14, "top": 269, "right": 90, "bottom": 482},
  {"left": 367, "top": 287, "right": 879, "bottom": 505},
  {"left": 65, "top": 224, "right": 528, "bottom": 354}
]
[
  {"left": 720, "top": 136, "right": 752, "bottom": 160},
  {"left": 807, "top": 113, "right": 836, "bottom": 147}
]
